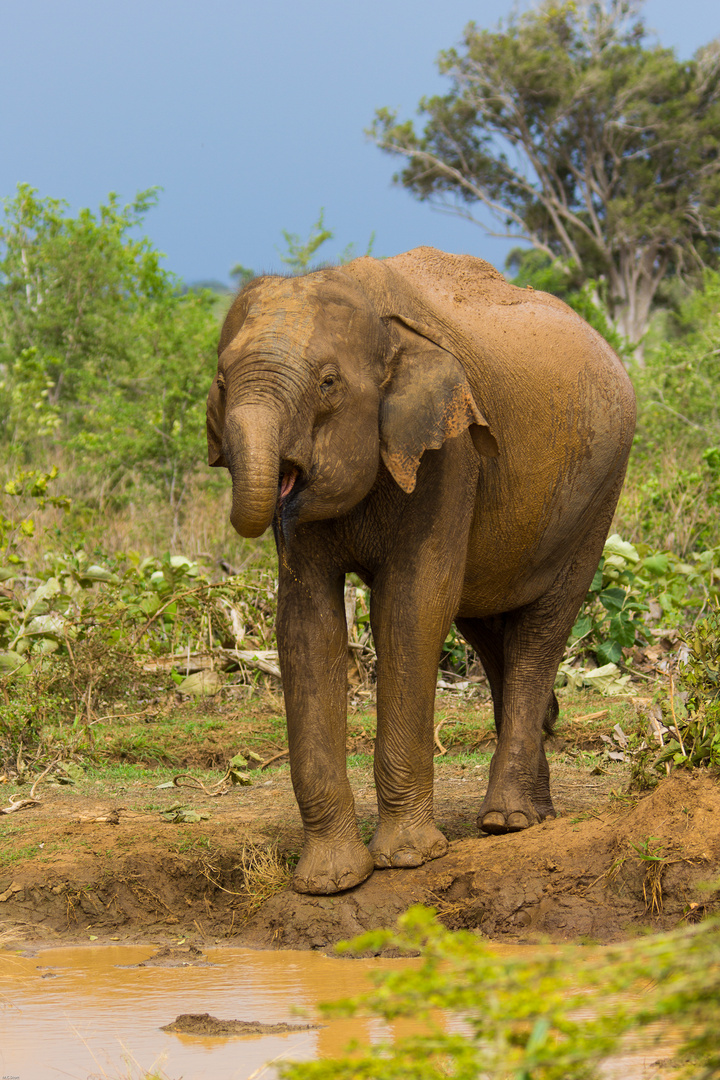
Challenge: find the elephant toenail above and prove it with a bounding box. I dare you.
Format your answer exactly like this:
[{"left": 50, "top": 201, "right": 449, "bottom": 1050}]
[
  {"left": 507, "top": 812, "right": 530, "bottom": 831},
  {"left": 480, "top": 811, "right": 507, "bottom": 834},
  {"left": 391, "top": 849, "right": 423, "bottom": 868}
]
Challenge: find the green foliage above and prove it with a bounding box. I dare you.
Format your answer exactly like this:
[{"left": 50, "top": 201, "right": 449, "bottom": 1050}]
[
  {"left": 645, "top": 609, "right": 720, "bottom": 776},
  {"left": 0, "top": 476, "right": 281, "bottom": 768},
  {"left": 278, "top": 208, "right": 375, "bottom": 273},
  {"left": 638, "top": 270, "right": 720, "bottom": 447},
  {"left": 280, "top": 906, "right": 720, "bottom": 1080},
  {"left": 568, "top": 534, "right": 648, "bottom": 667},
  {"left": 231, "top": 209, "right": 376, "bottom": 285},
  {"left": 0, "top": 184, "right": 219, "bottom": 526},
  {"left": 279, "top": 208, "right": 335, "bottom": 274},
  {"left": 567, "top": 533, "right": 720, "bottom": 676},
  {"left": 370, "top": 1, "right": 720, "bottom": 344},
  {"left": 625, "top": 272, "right": 720, "bottom": 552},
  {"left": 1, "top": 465, "right": 69, "bottom": 570}
]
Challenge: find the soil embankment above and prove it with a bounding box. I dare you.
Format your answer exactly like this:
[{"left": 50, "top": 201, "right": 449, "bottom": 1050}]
[{"left": 2, "top": 765, "right": 718, "bottom": 950}]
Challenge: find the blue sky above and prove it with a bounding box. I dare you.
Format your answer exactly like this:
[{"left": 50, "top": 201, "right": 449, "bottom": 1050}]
[{"left": 1, "top": 0, "right": 716, "bottom": 285}]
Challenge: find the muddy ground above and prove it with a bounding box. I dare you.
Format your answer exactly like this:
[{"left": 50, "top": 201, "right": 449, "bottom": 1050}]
[{"left": 2, "top": 738, "right": 719, "bottom": 951}]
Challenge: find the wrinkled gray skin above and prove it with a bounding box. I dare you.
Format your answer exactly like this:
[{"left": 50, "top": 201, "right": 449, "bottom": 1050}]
[{"left": 207, "top": 248, "right": 636, "bottom": 896}]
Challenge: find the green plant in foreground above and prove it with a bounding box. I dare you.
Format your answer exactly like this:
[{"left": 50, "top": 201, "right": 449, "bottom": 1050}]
[
  {"left": 568, "top": 534, "right": 649, "bottom": 667},
  {"left": 649, "top": 608, "right": 720, "bottom": 776},
  {"left": 280, "top": 906, "right": 720, "bottom": 1080}
]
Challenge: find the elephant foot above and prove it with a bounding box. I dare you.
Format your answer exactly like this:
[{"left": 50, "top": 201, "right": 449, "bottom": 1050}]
[
  {"left": 479, "top": 809, "right": 534, "bottom": 834},
  {"left": 479, "top": 762, "right": 557, "bottom": 835},
  {"left": 369, "top": 819, "right": 448, "bottom": 870},
  {"left": 292, "top": 838, "right": 375, "bottom": 896},
  {"left": 478, "top": 785, "right": 546, "bottom": 835}
]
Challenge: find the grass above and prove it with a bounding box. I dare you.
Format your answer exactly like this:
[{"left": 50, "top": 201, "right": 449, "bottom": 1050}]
[
  {"left": 3, "top": 686, "right": 644, "bottom": 798},
  {"left": 436, "top": 751, "right": 493, "bottom": 768},
  {"left": 0, "top": 841, "right": 43, "bottom": 869}
]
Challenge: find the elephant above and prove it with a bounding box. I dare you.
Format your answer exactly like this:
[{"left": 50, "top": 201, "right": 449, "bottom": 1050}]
[{"left": 206, "top": 246, "right": 636, "bottom": 896}]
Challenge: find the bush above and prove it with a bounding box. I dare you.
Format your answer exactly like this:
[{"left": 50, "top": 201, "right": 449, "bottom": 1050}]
[{"left": 279, "top": 906, "right": 720, "bottom": 1080}]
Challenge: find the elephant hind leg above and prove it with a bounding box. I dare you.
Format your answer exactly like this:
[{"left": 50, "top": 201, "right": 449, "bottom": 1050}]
[
  {"left": 474, "top": 531, "right": 614, "bottom": 835},
  {"left": 544, "top": 691, "right": 559, "bottom": 736},
  {"left": 457, "top": 615, "right": 558, "bottom": 834},
  {"left": 455, "top": 615, "right": 505, "bottom": 733}
]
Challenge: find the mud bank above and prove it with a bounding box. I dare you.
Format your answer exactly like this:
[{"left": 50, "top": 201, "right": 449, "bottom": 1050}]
[{"left": 2, "top": 771, "right": 718, "bottom": 950}]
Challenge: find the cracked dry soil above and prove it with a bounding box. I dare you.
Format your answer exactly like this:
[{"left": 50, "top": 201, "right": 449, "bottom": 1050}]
[{"left": 1, "top": 760, "right": 719, "bottom": 952}]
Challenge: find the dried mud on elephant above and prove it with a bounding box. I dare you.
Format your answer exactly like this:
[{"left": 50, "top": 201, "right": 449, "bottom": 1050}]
[{"left": 207, "top": 246, "right": 636, "bottom": 896}]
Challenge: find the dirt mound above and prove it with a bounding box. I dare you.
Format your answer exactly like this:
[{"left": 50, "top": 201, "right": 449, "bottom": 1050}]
[
  {"left": 2, "top": 770, "right": 718, "bottom": 950},
  {"left": 241, "top": 771, "right": 720, "bottom": 950},
  {"left": 135, "top": 944, "right": 211, "bottom": 967}
]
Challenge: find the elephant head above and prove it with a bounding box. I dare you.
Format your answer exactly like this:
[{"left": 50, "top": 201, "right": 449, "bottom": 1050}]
[{"left": 206, "top": 264, "right": 498, "bottom": 540}]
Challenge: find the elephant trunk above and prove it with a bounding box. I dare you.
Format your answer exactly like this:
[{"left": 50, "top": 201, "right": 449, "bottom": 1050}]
[{"left": 226, "top": 405, "right": 281, "bottom": 538}]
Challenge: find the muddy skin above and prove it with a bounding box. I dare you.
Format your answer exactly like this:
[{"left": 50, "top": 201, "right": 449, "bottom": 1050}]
[{"left": 207, "top": 246, "right": 636, "bottom": 896}]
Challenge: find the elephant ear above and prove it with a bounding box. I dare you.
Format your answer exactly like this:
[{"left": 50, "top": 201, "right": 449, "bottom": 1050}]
[
  {"left": 380, "top": 322, "right": 498, "bottom": 494},
  {"left": 206, "top": 373, "right": 228, "bottom": 468}
]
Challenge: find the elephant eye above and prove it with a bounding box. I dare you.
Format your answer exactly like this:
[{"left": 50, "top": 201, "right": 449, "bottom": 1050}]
[{"left": 320, "top": 374, "right": 337, "bottom": 392}]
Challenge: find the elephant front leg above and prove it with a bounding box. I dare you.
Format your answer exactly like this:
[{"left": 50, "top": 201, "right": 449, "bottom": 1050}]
[
  {"left": 277, "top": 557, "right": 374, "bottom": 895},
  {"left": 368, "top": 586, "right": 457, "bottom": 870}
]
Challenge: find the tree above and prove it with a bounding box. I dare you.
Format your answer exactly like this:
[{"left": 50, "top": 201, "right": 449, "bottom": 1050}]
[
  {"left": 370, "top": 0, "right": 720, "bottom": 348},
  {"left": 0, "top": 184, "right": 219, "bottom": 536}
]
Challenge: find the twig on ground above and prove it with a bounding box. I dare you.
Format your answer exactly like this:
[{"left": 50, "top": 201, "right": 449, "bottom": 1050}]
[
  {"left": 434, "top": 718, "right": 454, "bottom": 756},
  {"left": 172, "top": 771, "right": 233, "bottom": 796},
  {"left": 572, "top": 710, "right": 609, "bottom": 724},
  {"left": 0, "top": 757, "right": 58, "bottom": 814},
  {"left": 260, "top": 750, "right": 289, "bottom": 770}
]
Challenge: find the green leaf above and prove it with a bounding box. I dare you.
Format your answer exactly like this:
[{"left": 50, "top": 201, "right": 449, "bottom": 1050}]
[
  {"left": 641, "top": 553, "right": 670, "bottom": 576},
  {"left": 139, "top": 594, "right": 160, "bottom": 616},
  {"left": 609, "top": 614, "right": 637, "bottom": 649},
  {"left": 0, "top": 651, "right": 27, "bottom": 673},
  {"left": 596, "top": 639, "right": 623, "bottom": 666},
  {"left": 80, "top": 564, "right": 120, "bottom": 584},
  {"left": 604, "top": 535, "right": 640, "bottom": 563},
  {"left": 570, "top": 613, "right": 593, "bottom": 640},
  {"left": 598, "top": 588, "right": 626, "bottom": 615}
]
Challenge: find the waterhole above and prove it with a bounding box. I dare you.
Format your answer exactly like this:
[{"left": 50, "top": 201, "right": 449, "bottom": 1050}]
[
  {"left": 1, "top": 943, "right": 674, "bottom": 1079},
  {"left": 1, "top": 944, "right": 413, "bottom": 1079}
]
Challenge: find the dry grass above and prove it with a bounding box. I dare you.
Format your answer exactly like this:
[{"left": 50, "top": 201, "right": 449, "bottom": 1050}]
[
  {"left": 20, "top": 466, "right": 266, "bottom": 571},
  {"left": 235, "top": 839, "right": 293, "bottom": 913},
  {"left": 614, "top": 444, "right": 720, "bottom": 555}
]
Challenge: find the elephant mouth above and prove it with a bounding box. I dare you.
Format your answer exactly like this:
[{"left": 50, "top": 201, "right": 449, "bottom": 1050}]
[
  {"left": 275, "top": 462, "right": 308, "bottom": 549},
  {"left": 277, "top": 462, "right": 306, "bottom": 509}
]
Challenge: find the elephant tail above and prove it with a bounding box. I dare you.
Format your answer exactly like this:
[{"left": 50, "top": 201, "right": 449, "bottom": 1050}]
[{"left": 544, "top": 692, "right": 560, "bottom": 737}]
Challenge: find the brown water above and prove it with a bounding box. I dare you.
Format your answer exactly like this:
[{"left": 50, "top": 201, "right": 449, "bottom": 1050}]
[
  {"left": 0, "top": 944, "right": 414, "bottom": 1080},
  {"left": 0, "top": 944, "right": 674, "bottom": 1080}
]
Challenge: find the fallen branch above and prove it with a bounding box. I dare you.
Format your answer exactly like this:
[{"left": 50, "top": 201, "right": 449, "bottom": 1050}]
[
  {"left": 172, "top": 771, "right": 232, "bottom": 796},
  {"left": 434, "top": 718, "right": 460, "bottom": 756},
  {"left": 571, "top": 710, "right": 609, "bottom": 724},
  {"left": 260, "top": 749, "right": 289, "bottom": 770},
  {"left": 225, "top": 649, "right": 282, "bottom": 680},
  {"left": 0, "top": 758, "right": 58, "bottom": 814}
]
